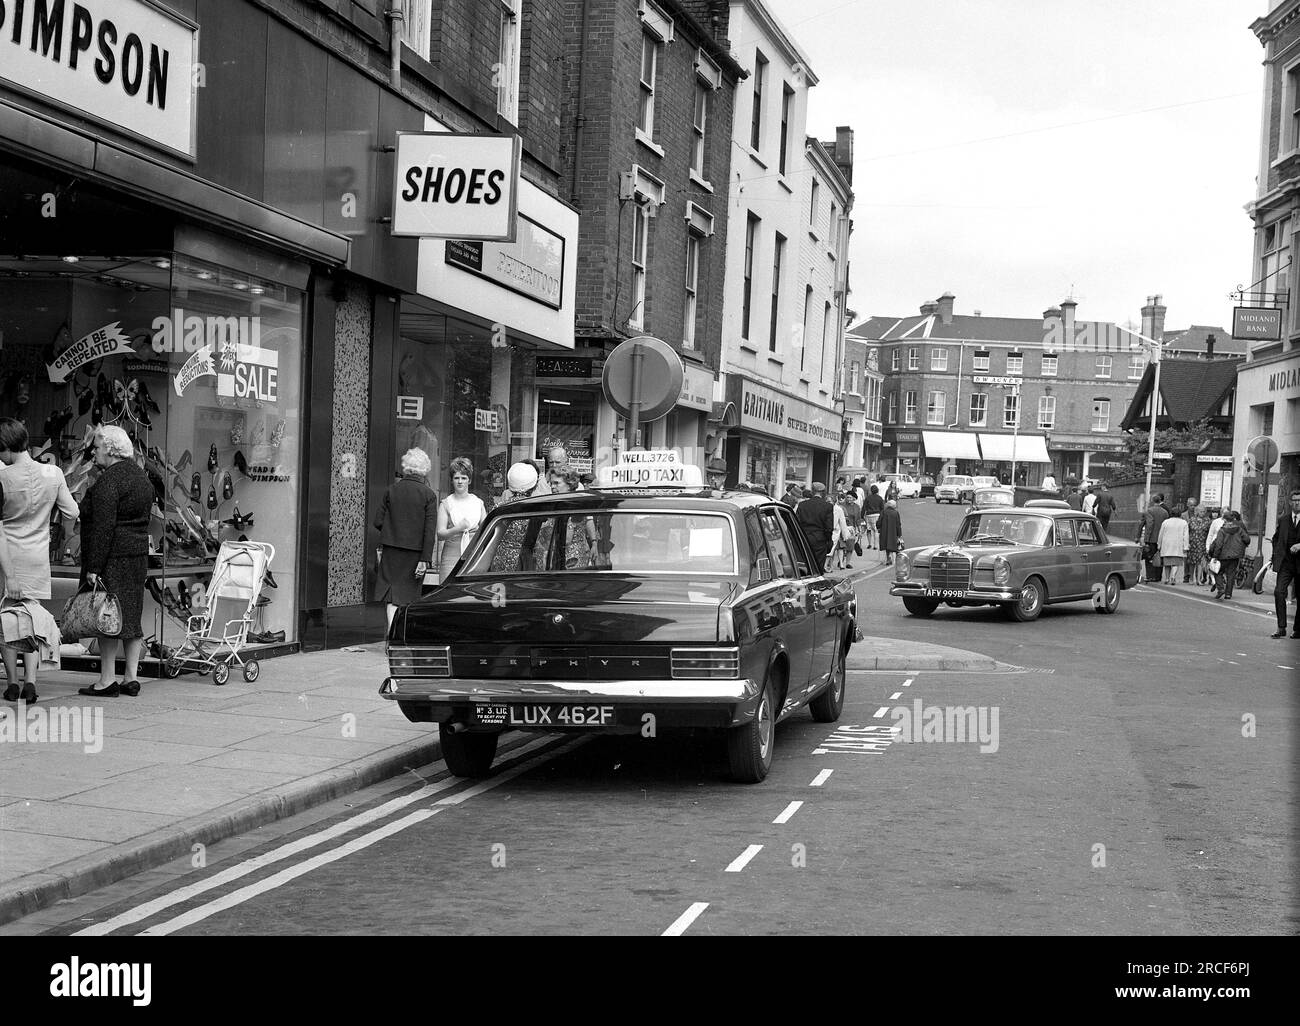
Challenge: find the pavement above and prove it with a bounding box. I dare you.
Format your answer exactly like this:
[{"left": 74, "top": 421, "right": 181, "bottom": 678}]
[{"left": 0, "top": 558, "right": 1017, "bottom": 927}]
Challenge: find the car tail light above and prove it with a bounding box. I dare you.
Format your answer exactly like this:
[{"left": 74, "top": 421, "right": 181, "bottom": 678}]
[
  {"left": 717, "top": 605, "right": 736, "bottom": 643},
  {"left": 671, "top": 648, "right": 740, "bottom": 679},
  {"left": 387, "top": 645, "right": 451, "bottom": 677},
  {"left": 895, "top": 552, "right": 912, "bottom": 581}
]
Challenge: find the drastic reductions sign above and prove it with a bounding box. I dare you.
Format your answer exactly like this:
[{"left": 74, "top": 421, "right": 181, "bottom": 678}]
[
  {"left": 0, "top": 0, "right": 198, "bottom": 157},
  {"left": 1232, "top": 307, "right": 1282, "bottom": 341},
  {"left": 392, "top": 131, "right": 520, "bottom": 241}
]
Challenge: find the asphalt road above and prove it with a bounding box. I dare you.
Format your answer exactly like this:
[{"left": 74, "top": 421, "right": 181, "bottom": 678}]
[{"left": 7, "top": 496, "right": 1296, "bottom": 936}]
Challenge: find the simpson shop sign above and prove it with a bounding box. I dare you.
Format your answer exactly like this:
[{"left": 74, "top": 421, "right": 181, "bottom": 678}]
[
  {"left": 392, "top": 131, "right": 520, "bottom": 241},
  {"left": 0, "top": 0, "right": 198, "bottom": 157}
]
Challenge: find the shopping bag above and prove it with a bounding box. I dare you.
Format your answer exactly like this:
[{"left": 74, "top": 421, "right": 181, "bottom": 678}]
[
  {"left": 60, "top": 581, "right": 122, "bottom": 637},
  {"left": 854, "top": 540, "right": 863, "bottom": 557},
  {"left": 1253, "top": 564, "right": 1276, "bottom": 595}
]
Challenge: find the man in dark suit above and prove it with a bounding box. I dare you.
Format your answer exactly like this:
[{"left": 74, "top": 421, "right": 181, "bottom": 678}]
[
  {"left": 1270, "top": 487, "right": 1300, "bottom": 638},
  {"left": 796, "top": 481, "right": 835, "bottom": 573}
]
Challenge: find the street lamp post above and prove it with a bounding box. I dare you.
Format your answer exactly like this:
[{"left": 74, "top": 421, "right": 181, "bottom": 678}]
[
  {"left": 1010, "top": 381, "right": 1021, "bottom": 486},
  {"left": 1114, "top": 325, "right": 1165, "bottom": 517}
]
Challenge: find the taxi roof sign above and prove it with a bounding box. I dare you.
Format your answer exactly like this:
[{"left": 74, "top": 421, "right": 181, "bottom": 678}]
[{"left": 596, "top": 450, "right": 704, "bottom": 489}]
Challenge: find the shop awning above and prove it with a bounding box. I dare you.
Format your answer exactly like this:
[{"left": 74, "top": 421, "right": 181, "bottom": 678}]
[
  {"left": 978, "top": 433, "right": 1052, "bottom": 463},
  {"left": 921, "top": 430, "right": 981, "bottom": 460}
]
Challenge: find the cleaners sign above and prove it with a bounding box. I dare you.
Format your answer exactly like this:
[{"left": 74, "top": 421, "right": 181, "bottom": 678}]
[
  {"left": 392, "top": 131, "right": 520, "bottom": 241},
  {"left": 0, "top": 0, "right": 198, "bottom": 157}
]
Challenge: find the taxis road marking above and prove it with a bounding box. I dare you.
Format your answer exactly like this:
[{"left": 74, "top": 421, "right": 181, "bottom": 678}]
[
  {"left": 79, "top": 734, "right": 577, "bottom": 937},
  {"left": 773, "top": 801, "right": 803, "bottom": 825},
  {"left": 662, "top": 902, "right": 710, "bottom": 936},
  {"left": 809, "top": 769, "right": 833, "bottom": 787},
  {"left": 903, "top": 677, "right": 914, "bottom": 686},
  {"left": 725, "top": 844, "right": 764, "bottom": 873}
]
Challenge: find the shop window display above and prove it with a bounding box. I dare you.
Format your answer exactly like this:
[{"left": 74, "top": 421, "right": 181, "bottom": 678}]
[{"left": 0, "top": 251, "right": 303, "bottom": 663}]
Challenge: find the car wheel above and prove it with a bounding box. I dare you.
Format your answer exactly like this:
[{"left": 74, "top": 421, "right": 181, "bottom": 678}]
[
  {"left": 439, "top": 724, "right": 499, "bottom": 778},
  {"left": 809, "top": 633, "right": 846, "bottom": 723},
  {"left": 1095, "top": 574, "right": 1121, "bottom": 614},
  {"left": 902, "top": 596, "right": 941, "bottom": 617},
  {"left": 728, "top": 666, "right": 778, "bottom": 782},
  {"left": 1008, "top": 577, "right": 1045, "bottom": 622}
]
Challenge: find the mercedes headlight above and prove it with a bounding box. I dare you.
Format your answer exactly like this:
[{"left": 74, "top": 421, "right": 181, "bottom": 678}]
[
  {"left": 895, "top": 552, "right": 912, "bottom": 582},
  {"left": 993, "top": 556, "right": 1011, "bottom": 585}
]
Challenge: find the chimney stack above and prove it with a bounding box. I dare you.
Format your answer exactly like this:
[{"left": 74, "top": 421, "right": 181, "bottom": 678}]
[
  {"left": 834, "top": 126, "right": 854, "bottom": 185},
  {"left": 920, "top": 300, "right": 939, "bottom": 316},
  {"left": 937, "top": 292, "right": 954, "bottom": 325},
  {"left": 1140, "top": 294, "right": 1167, "bottom": 342},
  {"left": 1060, "top": 299, "right": 1077, "bottom": 347}
]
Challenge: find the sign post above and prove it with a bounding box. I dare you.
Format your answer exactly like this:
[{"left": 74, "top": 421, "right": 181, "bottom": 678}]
[
  {"left": 601, "top": 336, "right": 683, "bottom": 454},
  {"left": 1247, "top": 435, "right": 1280, "bottom": 565},
  {"left": 1113, "top": 324, "right": 1166, "bottom": 517}
]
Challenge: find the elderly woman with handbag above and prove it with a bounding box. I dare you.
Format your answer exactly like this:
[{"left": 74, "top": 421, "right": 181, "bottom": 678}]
[
  {"left": 76, "top": 425, "right": 155, "bottom": 698},
  {"left": 374, "top": 448, "right": 439, "bottom": 627}
]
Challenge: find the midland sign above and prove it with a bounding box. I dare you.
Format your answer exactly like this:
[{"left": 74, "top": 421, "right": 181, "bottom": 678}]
[
  {"left": 0, "top": 0, "right": 198, "bottom": 156},
  {"left": 1232, "top": 307, "right": 1282, "bottom": 341},
  {"left": 393, "top": 131, "right": 520, "bottom": 241}
]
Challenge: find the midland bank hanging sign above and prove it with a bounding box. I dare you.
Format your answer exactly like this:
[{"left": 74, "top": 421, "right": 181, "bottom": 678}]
[{"left": 0, "top": 0, "right": 198, "bottom": 157}]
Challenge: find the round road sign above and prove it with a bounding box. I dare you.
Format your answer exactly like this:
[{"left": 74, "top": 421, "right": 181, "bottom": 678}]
[
  {"left": 1247, "top": 435, "right": 1279, "bottom": 472},
  {"left": 601, "top": 335, "right": 684, "bottom": 424}
]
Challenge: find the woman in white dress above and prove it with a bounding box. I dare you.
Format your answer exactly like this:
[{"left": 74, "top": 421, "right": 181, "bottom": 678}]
[
  {"left": 436, "top": 457, "right": 487, "bottom": 580},
  {"left": 0, "top": 419, "right": 79, "bottom": 701}
]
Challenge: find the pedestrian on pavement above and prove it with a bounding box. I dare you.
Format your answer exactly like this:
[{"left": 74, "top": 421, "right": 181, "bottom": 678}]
[
  {"left": 1268, "top": 487, "right": 1300, "bottom": 638},
  {"left": 862, "top": 484, "right": 884, "bottom": 549},
  {"left": 0, "top": 418, "right": 79, "bottom": 702},
  {"left": 1182, "top": 497, "right": 1200, "bottom": 522},
  {"left": 1066, "top": 483, "right": 1085, "bottom": 511},
  {"left": 1209, "top": 510, "right": 1249, "bottom": 600},
  {"left": 1205, "top": 506, "right": 1226, "bottom": 591},
  {"left": 781, "top": 482, "right": 801, "bottom": 508},
  {"left": 853, "top": 477, "right": 868, "bottom": 511},
  {"left": 1093, "top": 484, "right": 1117, "bottom": 532},
  {"left": 1082, "top": 486, "right": 1098, "bottom": 516},
  {"left": 436, "top": 457, "right": 487, "bottom": 582},
  {"left": 796, "top": 482, "right": 835, "bottom": 573},
  {"left": 885, "top": 477, "right": 900, "bottom": 503},
  {"left": 1042, "top": 472, "right": 1057, "bottom": 492},
  {"left": 76, "top": 425, "right": 154, "bottom": 699},
  {"left": 374, "top": 448, "right": 438, "bottom": 626},
  {"left": 1158, "top": 509, "right": 1189, "bottom": 585},
  {"left": 1140, "top": 493, "right": 1170, "bottom": 582},
  {"left": 878, "top": 499, "right": 903, "bottom": 565},
  {"left": 1186, "top": 502, "right": 1211, "bottom": 585},
  {"left": 835, "top": 488, "right": 861, "bottom": 570}
]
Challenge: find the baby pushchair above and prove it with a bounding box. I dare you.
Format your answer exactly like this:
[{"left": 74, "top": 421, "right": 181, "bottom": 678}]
[{"left": 163, "top": 540, "right": 275, "bottom": 685}]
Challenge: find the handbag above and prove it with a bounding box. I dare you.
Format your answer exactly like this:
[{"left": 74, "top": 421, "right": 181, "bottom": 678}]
[
  {"left": 1208, "top": 558, "right": 1222, "bottom": 574},
  {"left": 61, "top": 580, "right": 123, "bottom": 637},
  {"left": 854, "top": 540, "right": 863, "bottom": 556}
]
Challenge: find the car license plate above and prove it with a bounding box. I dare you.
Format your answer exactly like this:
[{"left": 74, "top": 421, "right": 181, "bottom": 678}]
[
  {"left": 924, "top": 588, "right": 965, "bottom": 599},
  {"left": 504, "top": 704, "right": 615, "bottom": 727}
]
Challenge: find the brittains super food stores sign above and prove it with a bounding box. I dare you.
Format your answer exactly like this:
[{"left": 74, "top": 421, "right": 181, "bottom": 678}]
[
  {"left": 0, "top": 0, "right": 198, "bottom": 157},
  {"left": 392, "top": 131, "right": 520, "bottom": 241}
]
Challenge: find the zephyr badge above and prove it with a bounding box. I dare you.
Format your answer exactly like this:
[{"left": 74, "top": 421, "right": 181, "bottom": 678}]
[{"left": 550, "top": 613, "right": 566, "bottom": 625}]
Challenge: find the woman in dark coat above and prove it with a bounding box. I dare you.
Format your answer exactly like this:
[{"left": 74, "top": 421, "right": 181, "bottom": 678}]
[
  {"left": 374, "top": 448, "right": 439, "bottom": 626},
  {"left": 77, "top": 425, "right": 155, "bottom": 698},
  {"left": 878, "top": 498, "right": 903, "bottom": 565}
]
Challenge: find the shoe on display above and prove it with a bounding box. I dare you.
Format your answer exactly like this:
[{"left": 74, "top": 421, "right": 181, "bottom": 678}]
[
  {"left": 15, "top": 374, "right": 31, "bottom": 407},
  {"left": 42, "top": 406, "right": 73, "bottom": 440},
  {"left": 207, "top": 442, "right": 219, "bottom": 474},
  {"left": 75, "top": 383, "right": 95, "bottom": 415},
  {"left": 233, "top": 450, "right": 249, "bottom": 477},
  {"left": 90, "top": 401, "right": 104, "bottom": 426},
  {"left": 176, "top": 582, "right": 190, "bottom": 611},
  {"left": 176, "top": 449, "right": 192, "bottom": 473},
  {"left": 223, "top": 506, "right": 254, "bottom": 530},
  {"left": 134, "top": 402, "right": 153, "bottom": 429},
  {"left": 191, "top": 473, "right": 202, "bottom": 503},
  {"left": 206, "top": 483, "right": 218, "bottom": 510},
  {"left": 138, "top": 380, "right": 161, "bottom": 413},
  {"left": 270, "top": 419, "right": 284, "bottom": 447},
  {"left": 250, "top": 418, "right": 266, "bottom": 449},
  {"left": 231, "top": 418, "right": 244, "bottom": 445},
  {"left": 222, "top": 470, "right": 234, "bottom": 501},
  {"left": 264, "top": 569, "right": 278, "bottom": 589}
]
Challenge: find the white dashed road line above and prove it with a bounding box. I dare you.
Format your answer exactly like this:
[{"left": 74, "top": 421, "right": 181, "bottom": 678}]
[
  {"left": 889, "top": 692, "right": 902, "bottom": 700},
  {"left": 903, "top": 678, "right": 914, "bottom": 687},
  {"left": 873, "top": 706, "right": 889, "bottom": 718},
  {"left": 724, "top": 844, "right": 764, "bottom": 873},
  {"left": 772, "top": 801, "right": 803, "bottom": 825},
  {"left": 662, "top": 902, "right": 710, "bottom": 936},
  {"left": 809, "top": 769, "right": 833, "bottom": 787}
]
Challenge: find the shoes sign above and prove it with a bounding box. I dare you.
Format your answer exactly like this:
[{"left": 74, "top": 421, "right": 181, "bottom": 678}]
[
  {"left": 47, "top": 322, "right": 136, "bottom": 382},
  {"left": 391, "top": 131, "right": 521, "bottom": 241}
]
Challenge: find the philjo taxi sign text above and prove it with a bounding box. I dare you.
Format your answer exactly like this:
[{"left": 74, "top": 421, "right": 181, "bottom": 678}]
[
  {"left": 392, "top": 131, "right": 520, "bottom": 241},
  {"left": 598, "top": 450, "right": 703, "bottom": 488}
]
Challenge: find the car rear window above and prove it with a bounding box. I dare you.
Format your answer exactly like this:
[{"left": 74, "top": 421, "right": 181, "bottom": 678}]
[{"left": 459, "top": 511, "right": 737, "bottom": 576}]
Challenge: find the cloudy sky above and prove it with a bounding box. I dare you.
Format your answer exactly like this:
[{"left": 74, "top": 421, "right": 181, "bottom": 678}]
[{"left": 767, "top": 0, "right": 1266, "bottom": 333}]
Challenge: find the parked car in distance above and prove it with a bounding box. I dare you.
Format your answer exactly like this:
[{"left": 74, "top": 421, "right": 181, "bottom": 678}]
[
  {"left": 380, "top": 472, "right": 859, "bottom": 783},
  {"left": 935, "top": 474, "right": 975, "bottom": 504},
  {"left": 918, "top": 475, "right": 936, "bottom": 498},
  {"left": 878, "top": 473, "right": 922, "bottom": 498},
  {"left": 889, "top": 505, "right": 1142, "bottom": 622},
  {"left": 973, "top": 476, "right": 1001, "bottom": 490},
  {"left": 969, "top": 486, "right": 1016, "bottom": 511}
]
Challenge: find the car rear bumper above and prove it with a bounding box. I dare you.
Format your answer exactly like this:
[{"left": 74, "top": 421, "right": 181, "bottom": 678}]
[
  {"left": 889, "top": 582, "right": 1018, "bottom": 602},
  {"left": 379, "top": 676, "right": 763, "bottom": 730}
]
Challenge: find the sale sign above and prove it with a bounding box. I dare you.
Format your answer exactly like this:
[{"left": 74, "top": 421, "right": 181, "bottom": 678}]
[{"left": 216, "top": 343, "right": 279, "bottom": 404}]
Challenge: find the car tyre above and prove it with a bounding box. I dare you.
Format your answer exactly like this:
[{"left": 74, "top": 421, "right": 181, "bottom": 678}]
[
  {"left": 902, "top": 596, "right": 941, "bottom": 617},
  {"left": 1095, "top": 574, "right": 1121, "bottom": 614},
  {"left": 809, "top": 633, "right": 846, "bottom": 723},
  {"left": 439, "top": 724, "right": 499, "bottom": 778},
  {"left": 1007, "top": 576, "right": 1045, "bottom": 622},
  {"left": 728, "top": 667, "right": 778, "bottom": 783}
]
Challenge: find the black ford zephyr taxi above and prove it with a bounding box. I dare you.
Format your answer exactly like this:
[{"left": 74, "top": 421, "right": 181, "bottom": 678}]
[{"left": 380, "top": 466, "right": 858, "bottom": 783}]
